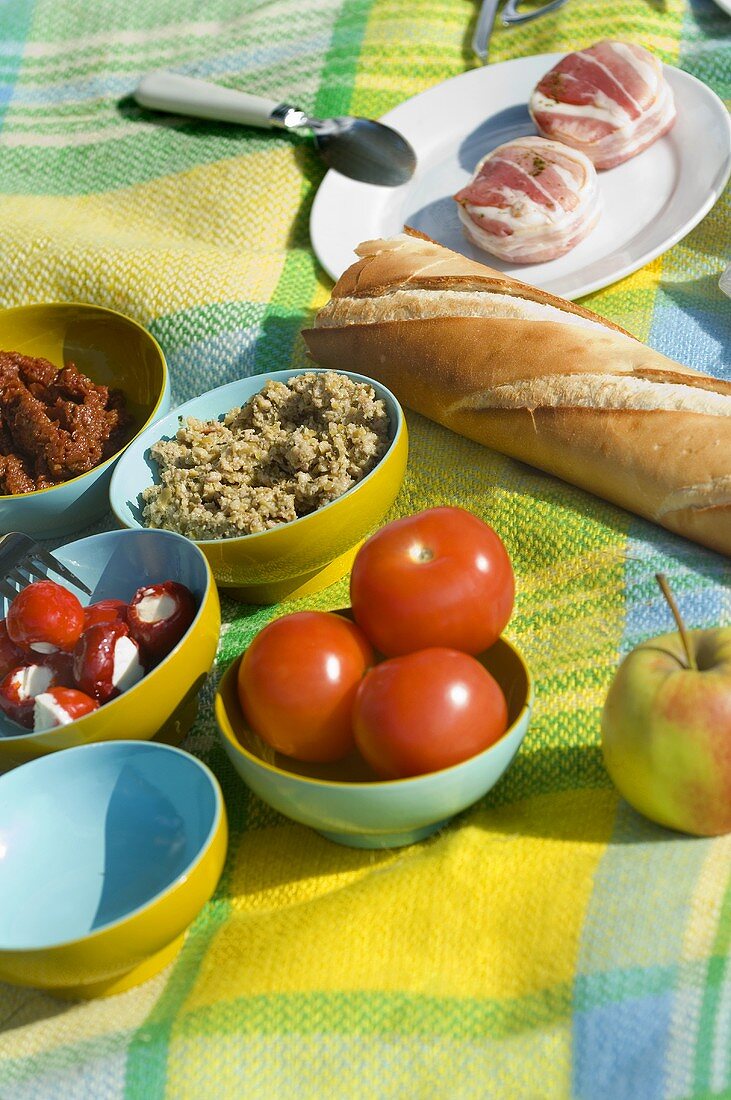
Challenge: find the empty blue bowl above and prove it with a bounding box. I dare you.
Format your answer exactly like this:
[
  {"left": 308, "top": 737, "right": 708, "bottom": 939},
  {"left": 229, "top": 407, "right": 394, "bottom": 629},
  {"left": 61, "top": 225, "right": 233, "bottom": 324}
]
[{"left": 0, "top": 740, "right": 227, "bottom": 998}]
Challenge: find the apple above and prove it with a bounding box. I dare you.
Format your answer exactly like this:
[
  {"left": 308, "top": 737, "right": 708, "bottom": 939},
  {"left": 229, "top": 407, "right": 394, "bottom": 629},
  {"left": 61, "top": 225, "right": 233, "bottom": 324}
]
[{"left": 601, "top": 575, "right": 731, "bottom": 836}]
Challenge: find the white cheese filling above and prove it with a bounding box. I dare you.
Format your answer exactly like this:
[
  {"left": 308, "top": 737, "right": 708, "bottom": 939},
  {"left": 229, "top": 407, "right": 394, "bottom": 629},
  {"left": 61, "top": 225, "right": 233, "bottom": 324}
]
[
  {"left": 34, "top": 693, "right": 73, "bottom": 732},
  {"left": 136, "top": 592, "right": 176, "bottom": 623},
  {"left": 11, "top": 664, "right": 54, "bottom": 701},
  {"left": 112, "top": 636, "right": 145, "bottom": 694}
]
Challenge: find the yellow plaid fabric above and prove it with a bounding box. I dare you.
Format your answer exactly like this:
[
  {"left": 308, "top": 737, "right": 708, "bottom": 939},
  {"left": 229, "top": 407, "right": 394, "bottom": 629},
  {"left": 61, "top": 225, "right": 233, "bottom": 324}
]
[{"left": 0, "top": 1, "right": 729, "bottom": 1097}]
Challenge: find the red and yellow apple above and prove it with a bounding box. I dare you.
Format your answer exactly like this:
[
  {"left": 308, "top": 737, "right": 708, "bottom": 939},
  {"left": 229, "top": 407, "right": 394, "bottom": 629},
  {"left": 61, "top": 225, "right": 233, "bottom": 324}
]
[{"left": 601, "top": 626, "right": 731, "bottom": 836}]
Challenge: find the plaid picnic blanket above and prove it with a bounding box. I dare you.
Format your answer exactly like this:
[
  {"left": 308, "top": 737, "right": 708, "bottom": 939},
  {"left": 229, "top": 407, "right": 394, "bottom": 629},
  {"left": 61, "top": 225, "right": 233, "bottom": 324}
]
[{"left": 0, "top": 1, "right": 729, "bottom": 1097}]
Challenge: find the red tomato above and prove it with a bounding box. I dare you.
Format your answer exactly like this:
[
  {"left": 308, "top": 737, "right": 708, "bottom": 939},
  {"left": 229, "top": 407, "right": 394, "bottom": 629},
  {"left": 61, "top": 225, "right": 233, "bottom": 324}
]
[
  {"left": 350, "top": 507, "right": 515, "bottom": 657},
  {"left": 237, "top": 611, "right": 374, "bottom": 763},
  {"left": 6, "top": 581, "right": 85, "bottom": 654},
  {"left": 352, "top": 648, "right": 508, "bottom": 779}
]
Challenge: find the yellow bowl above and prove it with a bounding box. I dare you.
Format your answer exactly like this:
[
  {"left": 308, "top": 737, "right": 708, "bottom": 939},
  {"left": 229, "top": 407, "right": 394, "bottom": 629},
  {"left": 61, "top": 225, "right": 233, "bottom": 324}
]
[
  {"left": 0, "top": 528, "right": 220, "bottom": 768},
  {"left": 0, "top": 302, "right": 170, "bottom": 538},
  {"left": 216, "top": 624, "right": 533, "bottom": 848},
  {"left": 0, "top": 740, "right": 227, "bottom": 999},
  {"left": 110, "top": 369, "right": 408, "bottom": 604}
]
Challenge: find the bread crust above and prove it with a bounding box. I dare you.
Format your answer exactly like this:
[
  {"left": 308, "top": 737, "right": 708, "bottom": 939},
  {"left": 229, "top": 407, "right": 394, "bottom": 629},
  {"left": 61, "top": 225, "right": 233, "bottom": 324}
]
[
  {"left": 303, "top": 236, "right": 731, "bottom": 556},
  {"left": 333, "top": 231, "right": 632, "bottom": 335}
]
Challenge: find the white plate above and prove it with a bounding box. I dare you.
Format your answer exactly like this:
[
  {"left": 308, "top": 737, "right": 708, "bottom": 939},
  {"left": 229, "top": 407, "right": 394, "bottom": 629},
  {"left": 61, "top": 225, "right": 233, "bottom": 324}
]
[
  {"left": 310, "top": 54, "right": 731, "bottom": 299},
  {"left": 712, "top": 0, "right": 731, "bottom": 16}
]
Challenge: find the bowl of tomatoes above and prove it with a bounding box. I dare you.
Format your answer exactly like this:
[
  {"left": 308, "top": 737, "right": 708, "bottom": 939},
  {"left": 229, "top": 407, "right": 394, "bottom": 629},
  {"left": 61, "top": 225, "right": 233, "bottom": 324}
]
[
  {"left": 215, "top": 507, "right": 533, "bottom": 848},
  {"left": 0, "top": 528, "right": 220, "bottom": 767}
]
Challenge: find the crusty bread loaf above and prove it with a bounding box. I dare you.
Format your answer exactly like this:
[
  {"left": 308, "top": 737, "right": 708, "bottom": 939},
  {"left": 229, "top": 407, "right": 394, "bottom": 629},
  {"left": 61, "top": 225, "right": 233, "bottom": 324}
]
[{"left": 303, "top": 231, "right": 731, "bottom": 556}]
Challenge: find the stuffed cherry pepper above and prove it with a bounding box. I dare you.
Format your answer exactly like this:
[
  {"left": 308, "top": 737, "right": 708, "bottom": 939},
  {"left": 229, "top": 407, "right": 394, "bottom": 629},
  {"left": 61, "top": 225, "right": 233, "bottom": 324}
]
[
  {"left": 0, "top": 663, "right": 64, "bottom": 729},
  {"left": 0, "top": 621, "right": 26, "bottom": 680},
  {"left": 127, "top": 581, "right": 197, "bottom": 664},
  {"left": 6, "top": 580, "right": 84, "bottom": 654},
  {"left": 82, "top": 599, "right": 128, "bottom": 631},
  {"left": 73, "top": 621, "right": 145, "bottom": 703},
  {"left": 33, "top": 687, "right": 99, "bottom": 732}
]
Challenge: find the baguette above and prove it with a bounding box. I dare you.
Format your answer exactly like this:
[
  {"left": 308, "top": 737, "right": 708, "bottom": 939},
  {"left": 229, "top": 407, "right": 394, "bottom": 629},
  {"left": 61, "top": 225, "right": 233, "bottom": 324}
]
[{"left": 303, "top": 231, "right": 731, "bottom": 556}]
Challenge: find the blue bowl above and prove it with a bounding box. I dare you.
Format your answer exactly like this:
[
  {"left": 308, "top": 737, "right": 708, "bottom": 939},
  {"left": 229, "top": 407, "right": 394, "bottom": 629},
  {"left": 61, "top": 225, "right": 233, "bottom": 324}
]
[
  {"left": 216, "top": 633, "right": 533, "bottom": 849},
  {"left": 0, "top": 740, "right": 227, "bottom": 998},
  {"left": 109, "top": 368, "right": 408, "bottom": 602},
  {"left": 0, "top": 528, "right": 221, "bottom": 766},
  {"left": 0, "top": 303, "right": 170, "bottom": 538}
]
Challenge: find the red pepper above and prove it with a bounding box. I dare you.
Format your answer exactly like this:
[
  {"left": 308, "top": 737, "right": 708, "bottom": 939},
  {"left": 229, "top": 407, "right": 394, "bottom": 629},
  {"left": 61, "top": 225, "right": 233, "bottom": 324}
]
[
  {"left": 39, "top": 649, "right": 77, "bottom": 688},
  {"left": 127, "top": 581, "right": 196, "bottom": 664},
  {"left": 6, "top": 581, "right": 84, "bottom": 654},
  {"left": 73, "top": 620, "right": 144, "bottom": 703},
  {"left": 82, "top": 599, "right": 128, "bottom": 631},
  {"left": 0, "top": 620, "right": 26, "bottom": 679},
  {"left": 0, "top": 663, "right": 59, "bottom": 729},
  {"left": 33, "top": 687, "right": 98, "bottom": 731}
]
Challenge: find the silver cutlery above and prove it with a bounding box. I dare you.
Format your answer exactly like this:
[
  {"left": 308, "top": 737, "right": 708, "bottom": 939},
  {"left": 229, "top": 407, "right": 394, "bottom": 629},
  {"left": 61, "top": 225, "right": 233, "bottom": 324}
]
[
  {"left": 503, "top": 0, "right": 570, "bottom": 25},
  {"left": 472, "top": 0, "right": 501, "bottom": 65},
  {"left": 472, "top": 0, "right": 571, "bottom": 63},
  {"left": 0, "top": 531, "right": 91, "bottom": 604},
  {"left": 135, "top": 71, "right": 417, "bottom": 187}
]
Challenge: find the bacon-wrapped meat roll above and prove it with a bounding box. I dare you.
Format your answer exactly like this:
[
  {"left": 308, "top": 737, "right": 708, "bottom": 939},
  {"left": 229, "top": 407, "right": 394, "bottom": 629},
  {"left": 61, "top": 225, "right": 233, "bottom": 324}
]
[
  {"left": 529, "top": 40, "right": 676, "bottom": 170},
  {"left": 453, "top": 136, "right": 600, "bottom": 264}
]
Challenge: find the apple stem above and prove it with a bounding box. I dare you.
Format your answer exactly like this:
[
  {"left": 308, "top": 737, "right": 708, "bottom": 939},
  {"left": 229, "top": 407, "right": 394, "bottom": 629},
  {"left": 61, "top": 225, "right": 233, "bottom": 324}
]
[{"left": 656, "top": 573, "right": 697, "bottom": 671}]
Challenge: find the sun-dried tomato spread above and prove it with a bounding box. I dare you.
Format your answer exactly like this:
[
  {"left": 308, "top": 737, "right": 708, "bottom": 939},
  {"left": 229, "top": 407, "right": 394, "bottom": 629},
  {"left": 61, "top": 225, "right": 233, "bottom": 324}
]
[{"left": 0, "top": 351, "right": 132, "bottom": 495}]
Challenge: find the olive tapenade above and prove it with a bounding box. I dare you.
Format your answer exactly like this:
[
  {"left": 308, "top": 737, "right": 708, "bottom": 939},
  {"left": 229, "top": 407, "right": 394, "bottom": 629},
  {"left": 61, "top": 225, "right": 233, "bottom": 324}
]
[{"left": 0, "top": 351, "right": 132, "bottom": 495}]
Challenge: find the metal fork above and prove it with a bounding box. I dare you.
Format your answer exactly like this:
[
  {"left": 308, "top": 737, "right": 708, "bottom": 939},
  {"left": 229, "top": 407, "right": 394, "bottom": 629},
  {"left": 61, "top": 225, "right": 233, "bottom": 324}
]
[{"left": 0, "top": 532, "right": 92, "bottom": 604}]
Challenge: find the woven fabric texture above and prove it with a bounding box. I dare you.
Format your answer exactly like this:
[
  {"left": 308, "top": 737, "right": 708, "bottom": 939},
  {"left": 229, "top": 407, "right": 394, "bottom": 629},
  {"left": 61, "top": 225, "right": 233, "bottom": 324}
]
[{"left": 0, "top": 1, "right": 729, "bottom": 1097}]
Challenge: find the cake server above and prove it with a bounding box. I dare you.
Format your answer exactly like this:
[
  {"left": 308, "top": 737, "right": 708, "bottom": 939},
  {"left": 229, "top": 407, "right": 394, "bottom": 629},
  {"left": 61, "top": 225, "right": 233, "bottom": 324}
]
[{"left": 135, "top": 72, "right": 416, "bottom": 187}]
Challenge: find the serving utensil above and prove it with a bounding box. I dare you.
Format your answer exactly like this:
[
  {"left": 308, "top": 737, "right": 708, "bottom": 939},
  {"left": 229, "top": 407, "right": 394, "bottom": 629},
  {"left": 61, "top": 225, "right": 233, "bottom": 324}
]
[
  {"left": 0, "top": 531, "right": 91, "bottom": 602},
  {"left": 472, "top": 0, "right": 570, "bottom": 62},
  {"left": 502, "top": 0, "right": 570, "bottom": 24},
  {"left": 134, "top": 72, "right": 417, "bottom": 187}
]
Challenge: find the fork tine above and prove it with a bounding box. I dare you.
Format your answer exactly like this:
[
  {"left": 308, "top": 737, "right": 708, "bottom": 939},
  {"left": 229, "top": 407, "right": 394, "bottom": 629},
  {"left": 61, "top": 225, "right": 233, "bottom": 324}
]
[
  {"left": 7, "top": 568, "right": 28, "bottom": 589},
  {"left": 29, "top": 545, "right": 92, "bottom": 595},
  {"left": 0, "top": 578, "right": 18, "bottom": 602},
  {"left": 0, "top": 531, "right": 33, "bottom": 576},
  {"left": 23, "top": 559, "right": 50, "bottom": 583}
]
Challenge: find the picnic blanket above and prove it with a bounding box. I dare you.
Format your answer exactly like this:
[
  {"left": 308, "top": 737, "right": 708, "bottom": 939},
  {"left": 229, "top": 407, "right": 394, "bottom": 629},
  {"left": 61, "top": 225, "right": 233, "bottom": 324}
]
[{"left": 0, "top": 1, "right": 729, "bottom": 1097}]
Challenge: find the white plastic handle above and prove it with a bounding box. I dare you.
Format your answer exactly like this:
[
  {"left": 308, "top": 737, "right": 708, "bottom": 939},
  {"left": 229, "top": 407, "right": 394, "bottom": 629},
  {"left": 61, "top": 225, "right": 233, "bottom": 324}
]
[{"left": 134, "top": 71, "right": 282, "bottom": 129}]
